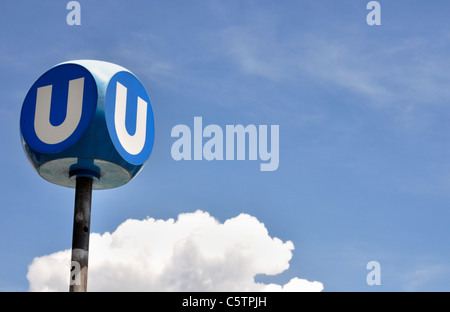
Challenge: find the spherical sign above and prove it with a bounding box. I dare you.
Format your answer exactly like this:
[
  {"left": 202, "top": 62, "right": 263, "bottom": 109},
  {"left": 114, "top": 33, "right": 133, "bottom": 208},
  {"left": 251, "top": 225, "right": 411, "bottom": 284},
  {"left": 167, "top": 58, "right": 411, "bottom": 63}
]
[{"left": 20, "top": 60, "right": 155, "bottom": 190}]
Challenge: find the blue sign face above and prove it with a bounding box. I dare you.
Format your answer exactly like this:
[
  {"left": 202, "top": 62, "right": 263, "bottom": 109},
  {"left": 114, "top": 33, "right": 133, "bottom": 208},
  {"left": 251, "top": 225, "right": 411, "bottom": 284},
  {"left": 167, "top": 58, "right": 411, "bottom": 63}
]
[
  {"left": 20, "top": 64, "right": 98, "bottom": 154},
  {"left": 105, "top": 71, "right": 155, "bottom": 165},
  {"left": 20, "top": 60, "right": 155, "bottom": 190}
]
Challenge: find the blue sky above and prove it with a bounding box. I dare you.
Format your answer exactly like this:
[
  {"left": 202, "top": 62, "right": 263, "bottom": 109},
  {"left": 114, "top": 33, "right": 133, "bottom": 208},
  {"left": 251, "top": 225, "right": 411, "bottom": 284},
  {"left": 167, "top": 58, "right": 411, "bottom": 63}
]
[{"left": 1, "top": 0, "right": 450, "bottom": 291}]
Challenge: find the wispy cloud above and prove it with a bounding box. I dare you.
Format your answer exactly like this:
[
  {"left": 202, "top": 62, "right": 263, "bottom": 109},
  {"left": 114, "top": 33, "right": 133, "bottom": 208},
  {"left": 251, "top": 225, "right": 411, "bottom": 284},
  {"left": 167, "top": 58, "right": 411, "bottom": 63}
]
[
  {"left": 401, "top": 263, "right": 450, "bottom": 292},
  {"left": 114, "top": 32, "right": 176, "bottom": 84},
  {"left": 220, "top": 25, "right": 450, "bottom": 113}
]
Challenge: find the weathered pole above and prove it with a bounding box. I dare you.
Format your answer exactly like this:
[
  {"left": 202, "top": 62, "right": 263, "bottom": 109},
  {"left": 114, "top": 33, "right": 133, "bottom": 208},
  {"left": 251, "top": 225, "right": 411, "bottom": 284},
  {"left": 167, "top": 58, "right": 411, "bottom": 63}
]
[{"left": 69, "top": 176, "right": 93, "bottom": 292}]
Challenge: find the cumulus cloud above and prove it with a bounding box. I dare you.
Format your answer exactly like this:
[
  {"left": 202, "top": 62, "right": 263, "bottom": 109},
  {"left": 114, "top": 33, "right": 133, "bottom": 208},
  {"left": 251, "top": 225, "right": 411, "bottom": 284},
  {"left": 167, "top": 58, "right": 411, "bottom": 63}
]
[{"left": 27, "top": 210, "right": 323, "bottom": 292}]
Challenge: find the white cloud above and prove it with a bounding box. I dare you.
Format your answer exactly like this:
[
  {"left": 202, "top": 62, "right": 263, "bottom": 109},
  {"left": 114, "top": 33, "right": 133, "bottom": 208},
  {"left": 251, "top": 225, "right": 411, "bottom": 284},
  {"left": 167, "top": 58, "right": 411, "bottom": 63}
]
[
  {"left": 27, "top": 210, "right": 323, "bottom": 292},
  {"left": 262, "top": 277, "right": 325, "bottom": 292}
]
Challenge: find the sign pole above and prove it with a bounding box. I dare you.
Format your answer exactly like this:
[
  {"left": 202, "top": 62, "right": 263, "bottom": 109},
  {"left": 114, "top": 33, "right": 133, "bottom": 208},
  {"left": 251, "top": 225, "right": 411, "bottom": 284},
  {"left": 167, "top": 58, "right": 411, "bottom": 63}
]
[
  {"left": 20, "top": 60, "right": 155, "bottom": 292},
  {"left": 69, "top": 176, "right": 93, "bottom": 292}
]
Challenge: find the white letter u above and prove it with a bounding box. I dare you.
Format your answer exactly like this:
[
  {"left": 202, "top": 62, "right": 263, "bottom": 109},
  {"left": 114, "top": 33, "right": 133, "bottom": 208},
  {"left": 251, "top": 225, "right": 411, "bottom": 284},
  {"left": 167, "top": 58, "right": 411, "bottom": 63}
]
[
  {"left": 114, "top": 82, "right": 148, "bottom": 155},
  {"left": 34, "top": 77, "right": 84, "bottom": 144}
]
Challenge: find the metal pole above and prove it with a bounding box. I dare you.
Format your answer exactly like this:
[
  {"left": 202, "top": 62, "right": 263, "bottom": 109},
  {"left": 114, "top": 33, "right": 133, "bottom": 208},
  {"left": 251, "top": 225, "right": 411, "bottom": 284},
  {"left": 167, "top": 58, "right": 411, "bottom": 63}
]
[{"left": 69, "top": 176, "right": 93, "bottom": 292}]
